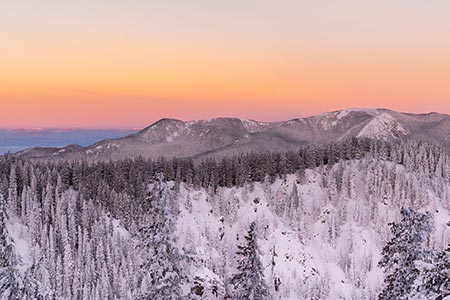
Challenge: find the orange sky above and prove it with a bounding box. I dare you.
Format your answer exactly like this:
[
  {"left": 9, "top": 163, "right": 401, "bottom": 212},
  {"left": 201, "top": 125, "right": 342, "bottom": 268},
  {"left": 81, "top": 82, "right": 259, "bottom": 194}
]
[{"left": 1, "top": 1, "right": 450, "bottom": 128}]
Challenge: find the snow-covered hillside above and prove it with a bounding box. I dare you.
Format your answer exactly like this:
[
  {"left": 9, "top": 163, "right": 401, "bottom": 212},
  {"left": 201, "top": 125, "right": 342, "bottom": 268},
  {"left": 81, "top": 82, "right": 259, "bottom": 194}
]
[
  {"left": 174, "top": 159, "right": 450, "bottom": 299},
  {"left": 2, "top": 139, "right": 450, "bottom": 299}
]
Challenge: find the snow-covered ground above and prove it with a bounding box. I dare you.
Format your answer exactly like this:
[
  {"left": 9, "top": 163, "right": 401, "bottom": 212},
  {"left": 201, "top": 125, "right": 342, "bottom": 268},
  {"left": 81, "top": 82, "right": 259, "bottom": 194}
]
[
  {"left": 5, "top": 215, "right": 33, "bottom": 277},
  {"left": 4, "top": 158, "right": 450, "bottom": 299},
  {"left": 174, "top": 160, "right": 450, "bottom": 299}
]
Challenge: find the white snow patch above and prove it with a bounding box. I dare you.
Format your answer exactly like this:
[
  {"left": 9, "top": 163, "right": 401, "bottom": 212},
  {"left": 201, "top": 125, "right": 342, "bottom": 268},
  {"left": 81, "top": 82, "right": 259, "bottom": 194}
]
[
  {"left": 5, "top": 215, "right": 33, "bottom": 276},
  {"left": 357, "top": 112, "right": 408, "bottom": 139},
  {"left": 241, "top": 119, "right": 272, "bottom": 133},
  {"left": 336, "top": 108, "right": 380, "bottom": 120},
  {"left": 111, "top": 218, "right": 131, "bottom": 239},
  {"left": 166, "top": 131, "right": 179, "bottom": 142}
]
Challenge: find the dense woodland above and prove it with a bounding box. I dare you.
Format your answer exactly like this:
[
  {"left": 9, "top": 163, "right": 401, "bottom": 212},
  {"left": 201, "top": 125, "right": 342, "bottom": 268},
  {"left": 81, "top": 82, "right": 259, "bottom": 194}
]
[{"left": 0, "top": 138, "right": 449, "bottom": 299}]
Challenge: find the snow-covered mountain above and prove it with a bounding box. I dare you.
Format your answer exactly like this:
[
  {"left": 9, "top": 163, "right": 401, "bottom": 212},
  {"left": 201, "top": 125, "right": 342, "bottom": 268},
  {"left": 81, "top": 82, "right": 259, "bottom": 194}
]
[{"left": 16, "top": 108, "right": 450, "bottom": 160}]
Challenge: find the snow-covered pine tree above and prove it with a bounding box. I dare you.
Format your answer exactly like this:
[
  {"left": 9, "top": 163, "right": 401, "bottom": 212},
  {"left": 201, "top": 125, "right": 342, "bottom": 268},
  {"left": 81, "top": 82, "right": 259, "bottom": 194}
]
[
  {"left": 378, "top": 208, "right": 432, "bottom": 300},
  {"left": 137, "top": 174, "right": 186, "bottom": 300},
  {"left": 7, "top": 166, "right": 18, "bottom": 216},
  {"left": 348, "top": 162, "right": 357, "bottom": 200},
  {"left": 416, "top": 245, "right": 450, "bottom": 300},
  {"left": 230, "top": 222, "right": 271, "bottom": 300},
  {"left": 0, "top": 195, "right": 25, "bottom": 300},
  {"left": 431, "top": 246, "right": 450, "bottom": 299}
]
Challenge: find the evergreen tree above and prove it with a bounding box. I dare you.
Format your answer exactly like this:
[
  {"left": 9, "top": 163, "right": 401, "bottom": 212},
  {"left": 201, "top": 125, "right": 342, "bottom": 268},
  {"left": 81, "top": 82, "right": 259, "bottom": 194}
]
[
  {"left": 7, "top": 166, "right": 18, "bottom": 215},
  {"left": 231, "top": 222, "right": 271, "bottom": 300},
  {"left": 0, "top": 195, "right": 25, "bottom": 300},
  {"left": 378, "top": 208, "right": 432, "bottom": 300},
  {"left": 137, "top": 174, "right": 186, "bottom": 300},
  {"left": 417, "top": 245, "right": 450, "bottom": 299}
]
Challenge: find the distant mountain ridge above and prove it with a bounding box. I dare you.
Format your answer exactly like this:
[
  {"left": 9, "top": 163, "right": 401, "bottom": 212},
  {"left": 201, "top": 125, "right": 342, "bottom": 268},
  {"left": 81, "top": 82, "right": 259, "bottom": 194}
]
[
  {"left": 0, "top": 128, "right": 134, "bottom": 155},
  {"left": 15, "top": 108, "right": 450, "bottom": 160}
]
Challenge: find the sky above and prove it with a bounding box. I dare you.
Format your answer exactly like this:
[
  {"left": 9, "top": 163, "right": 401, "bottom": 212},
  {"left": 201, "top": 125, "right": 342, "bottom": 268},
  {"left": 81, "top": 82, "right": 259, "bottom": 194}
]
[{"left": 1, "top": 0, "right": 450, "bottom": 128}]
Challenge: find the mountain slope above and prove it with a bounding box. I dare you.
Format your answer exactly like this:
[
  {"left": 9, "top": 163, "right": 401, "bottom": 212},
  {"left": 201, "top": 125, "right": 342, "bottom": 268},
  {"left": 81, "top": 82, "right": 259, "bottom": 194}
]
[
  {"left": 4, "top": 157, "right": 450, "bottom": 299},
  {"left": 174, "top": 158, "right": 450, "bottom": 299},
  {"left": 16, "top": 108, "right": 450, "bottom": 160}
]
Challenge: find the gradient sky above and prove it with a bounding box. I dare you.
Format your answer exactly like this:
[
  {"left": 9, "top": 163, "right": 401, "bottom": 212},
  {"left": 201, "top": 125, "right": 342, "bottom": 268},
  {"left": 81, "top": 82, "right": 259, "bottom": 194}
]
[{"left": 1, "top": 0, "right": 450, "bottom": 128}]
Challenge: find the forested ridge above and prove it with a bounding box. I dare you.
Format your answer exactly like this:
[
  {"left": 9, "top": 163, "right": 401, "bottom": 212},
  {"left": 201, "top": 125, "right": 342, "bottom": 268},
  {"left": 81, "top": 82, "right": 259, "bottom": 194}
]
[{"left": 0, "top": 138, "right": 449, "bottom": 299}]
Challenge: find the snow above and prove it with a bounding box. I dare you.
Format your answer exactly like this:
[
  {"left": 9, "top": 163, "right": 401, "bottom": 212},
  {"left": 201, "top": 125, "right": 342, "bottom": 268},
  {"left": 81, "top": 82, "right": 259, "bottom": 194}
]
[
  {"left": 5, "top": 215, "right": 33, "bottom": 277},
  {"left": 357, "top": 112, "right": 408, "bottom": 139},
  {"left": 3, "top": 155, "right": 449, "bottom": 299},
  {"left": 430, "top": 201, "right": 450, "bottom": 250},
  {"left": 172, "top": 159, "right": 449, "bottom": 299},
  {"left": 241, "top": 119, "right": 272, "bottom": 133},
  {"left": 106, "top": 142, "right": 119, "bottom": 149},
  {"left": 166, "top": 131, "right": 179, "bottom": 142},
  {"left": 315, "top": 108, "right": 381, "bottom": 129},
  {"left": 111, "top": 218, "right": 131, "bottom": 239},
  {"left": 336, "top": 108, "right": 379, "bottom": 120},
  {"left": 175, "top": 172, "right": 349, "bottom": 298}
]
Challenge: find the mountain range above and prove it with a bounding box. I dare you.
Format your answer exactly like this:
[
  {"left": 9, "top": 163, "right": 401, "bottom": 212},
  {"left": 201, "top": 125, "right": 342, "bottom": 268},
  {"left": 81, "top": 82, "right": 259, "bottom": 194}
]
[
  {"left": 16, "top": 108, "right": 450, "bottom": 160},
  {"left": 0, "top": 128, "right": 134, "bottom": 155}
]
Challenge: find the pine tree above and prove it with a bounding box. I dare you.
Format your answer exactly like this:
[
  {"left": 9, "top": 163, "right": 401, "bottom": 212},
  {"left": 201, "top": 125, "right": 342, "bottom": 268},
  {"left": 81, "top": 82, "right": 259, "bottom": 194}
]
[
  {"left": 348, "top": 163, "right": 357, "bottom": 200},
  {"left": 137, "top": 174, "right": 186, "bottom": 300},
  {"left": 231, "top": 222, "right": 271, "bottom": 300},
  {"left": 0, "top": 195, "right": 25, "bottom": 300},
  {"left": 7, "top": 166, "right": 18, "bottom": 215},
  {"left": 378, "top": 208, "right": 432, "bottom": 300},
  {"left": 417, "top": 245, "right": 450, "bottom": 299}
]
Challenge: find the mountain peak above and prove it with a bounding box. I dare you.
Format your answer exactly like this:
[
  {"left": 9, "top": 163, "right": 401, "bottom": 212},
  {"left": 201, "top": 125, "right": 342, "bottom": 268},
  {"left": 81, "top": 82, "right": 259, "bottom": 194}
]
[
  {"left": 142, "top": 118, "right": 184, "bottom": 130},
  {"left": 357, "top": 112, "right": 408, "bottom": 139}
]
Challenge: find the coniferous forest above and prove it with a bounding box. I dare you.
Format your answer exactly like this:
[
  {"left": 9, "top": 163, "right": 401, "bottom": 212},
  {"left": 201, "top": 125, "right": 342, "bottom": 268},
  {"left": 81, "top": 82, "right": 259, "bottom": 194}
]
[{"left": 1, "top": 138, "right": 449, "bottom": 299}]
